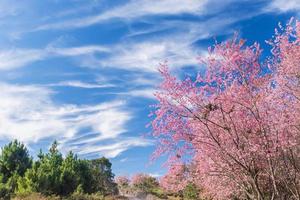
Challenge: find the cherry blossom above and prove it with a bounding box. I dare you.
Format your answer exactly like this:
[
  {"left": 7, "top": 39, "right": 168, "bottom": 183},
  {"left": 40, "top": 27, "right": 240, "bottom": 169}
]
[{"left": 151, "top": 19, "right": 300, "bottom": 199}]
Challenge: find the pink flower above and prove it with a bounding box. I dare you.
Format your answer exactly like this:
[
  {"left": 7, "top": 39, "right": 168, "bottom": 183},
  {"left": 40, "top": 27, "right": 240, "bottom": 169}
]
[{"left": 151, "top": 18, "right": 300, "bottom": 199}]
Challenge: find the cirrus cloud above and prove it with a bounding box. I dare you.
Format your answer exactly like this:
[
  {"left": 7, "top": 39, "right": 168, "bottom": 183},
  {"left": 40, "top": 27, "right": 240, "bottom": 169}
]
[{"left": 0, "top": 82, "right": 151, "bottom": 158}]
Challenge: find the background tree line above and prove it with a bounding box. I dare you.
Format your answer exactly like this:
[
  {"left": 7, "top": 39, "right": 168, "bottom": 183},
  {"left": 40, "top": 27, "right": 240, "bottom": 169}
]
[
  {"left": 116, "top": 174, "right": 201, "bottom": 200},
  {"left": 0, "top": 140, "right": 199, "bottom": 200},
  {"left": 0, "top": 140, "right": 117, "bottom": 199}
]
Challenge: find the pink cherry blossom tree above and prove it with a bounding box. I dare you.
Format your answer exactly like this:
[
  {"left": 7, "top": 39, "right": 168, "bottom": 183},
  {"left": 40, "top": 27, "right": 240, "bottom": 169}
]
[
  {"left": 159, "top": 163, "right": 190, "bottom": 192},
  {"left": 268, "top": 18, "right": 300, "bottom": 199},
  {"left": 151, "top": 19, "right": 300, "bottom": 200},
  {"left": 131, "top": 173, "right": 148, "bottom": 186}
]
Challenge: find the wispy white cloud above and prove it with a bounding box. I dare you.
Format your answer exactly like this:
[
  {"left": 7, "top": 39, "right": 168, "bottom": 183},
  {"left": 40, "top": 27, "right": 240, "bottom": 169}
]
[
  {"left": 109, "top": 0, "right": 209, "bottom": 17},
  {"left": 69, "top": 137, "right": 153, "bottom": 158},
  {"left": 126, "top": 88, "right": 156, "bottom": 99},
  {"left": 129, "top": 76, "right": 160, "bottom": 87},
  {"left": 149, "top": 173, "right": 162, "bottom": 178},
  {"left": 0, "top": 49, "right": 45, "bottom": 70},
  {"left": 35, "top": 0, "right": 210, "bottom": 31},
  {"left": 46, "top": 45, "right": 109, "bottom": 56},
  {"left": 0, "top": 45, "right": 107, "bottom": 71},
  {"left": 0, "top": 82, "right": 149, "bottom": 158},
  {"left": 0, "top": 0, "right": 22, "bottom": 19},
  {"left": 0, "top": 83, "right": 66, "bottom": 142},
  {"left": 0, "top": 36, "right": 200, "bottom": 72},
  {"left": 0, "top": 1, "right": 256, "bottom": 73},
  {"left": 267, "top": 0, "right": 300, "bottom": 12},
  {"left": 90, "top": 41, "right": 201, "bottom": 72},
  {"left": 120, "top": 157, "right": 128, "bottom": 162},
  {"left": 78, "top": 17, "right": 235, "bottom": 72},
  {"left": 47, "top": 80, "right": 115, "bottom": 89},
  {"left": 110, "top": 88, "right": 157, "bottom": 99}
]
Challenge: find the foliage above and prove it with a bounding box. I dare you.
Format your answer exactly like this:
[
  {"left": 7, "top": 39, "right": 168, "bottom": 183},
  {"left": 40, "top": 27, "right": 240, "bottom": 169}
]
[
  {"left": 116, "top": 174, "right": 170, "bottom": 199},
  {"left": 151, "top": 18, "right": 300, "bottom": 199},
  {"left": 182, "top": 183, "right": 199, "bottom": 200},
  {"left": 89, "top": 157, "right": 118, "bottom": 195},
  {"left": 0, "top": 140, "right": 32, "bottom": 183},
  {"left": 115, "top": 176, "right": 129, "bottom": 188},
  {"left": 0, "top": 140, "right": 118, "bottom": 198},
  {"left": 0, "top": 182, "right": 10, "bottom": 200},
  {"left": 20, "top": 141, "right": 65, "bottom": 195},
  {"left": 159, "top": 164, "right": 189, "bottom": 192},
  {"left": 131, "top": 173, "right": 159, "bottom": 194},
  {"left": 0, "top": 140, "right": 32, "bottom": 199}
]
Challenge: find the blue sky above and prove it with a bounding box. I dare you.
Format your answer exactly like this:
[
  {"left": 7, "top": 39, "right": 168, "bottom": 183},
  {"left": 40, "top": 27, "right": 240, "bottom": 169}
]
[{"left": 0, "top": 0, "right": 299, "bottom": 177}]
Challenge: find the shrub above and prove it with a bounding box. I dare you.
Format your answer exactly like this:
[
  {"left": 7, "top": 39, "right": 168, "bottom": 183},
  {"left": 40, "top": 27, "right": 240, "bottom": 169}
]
[
  {"left": 0, "top": 183, "right": 10, "bottom": 200},
  {"left": 182, "top": 183, "right": 199, "bottom": 200},
  {"left": 131, "top": 173, "right": 159, "bottom": 193}
]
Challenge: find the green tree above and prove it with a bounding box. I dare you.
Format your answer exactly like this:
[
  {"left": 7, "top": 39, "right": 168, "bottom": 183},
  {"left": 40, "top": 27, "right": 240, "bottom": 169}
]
[
  {"left": 75, "top": 159, "right": 94, "bottom": 194},
  {"left": 89, "top": 157, "right": 118, "bottom": 195},
  {"left": 11, "top": 140, "right": 118, "bottom": 197},
  {"left": 18, "top": 141, "right": 63, "bottom": 195},
  {"left": 60, "top": 152, "right": 80, "bottom": 195},
  {"left": 0, "top": 140, "right": 32, "bottom": 183},
  {"left": 0, "top": 140, "right": 32, "bottom": 198}
]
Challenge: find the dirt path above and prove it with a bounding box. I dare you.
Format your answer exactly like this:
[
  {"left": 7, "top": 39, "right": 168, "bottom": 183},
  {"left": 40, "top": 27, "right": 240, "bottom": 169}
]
[{"left": 125, "top": 194, "right": 142, "bottom": 200}]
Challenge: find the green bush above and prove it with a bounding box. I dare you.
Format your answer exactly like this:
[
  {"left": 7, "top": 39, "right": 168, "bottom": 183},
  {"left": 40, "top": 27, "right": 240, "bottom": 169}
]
[
  {"left": 182, "top": 183, "right": 199, "bottom": 200},
  {"left": 0, "top": 183, "right": 10, "bottom": 200},
  {"left": 150, "top": 187, "right": 168, "bottom": 199},
  {"left": 132, "top": 174, "right": 159, "bottom": 194}
]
